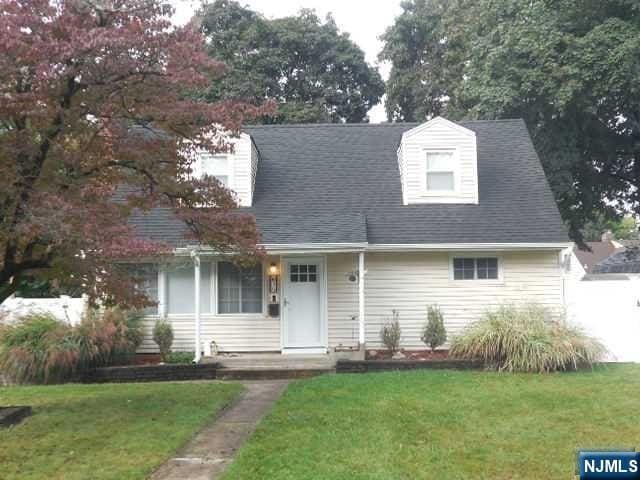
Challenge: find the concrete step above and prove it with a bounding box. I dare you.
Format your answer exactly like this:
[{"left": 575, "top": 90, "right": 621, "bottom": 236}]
[{"left": 216, "top": 367, "right": 333, "bottom": 381}]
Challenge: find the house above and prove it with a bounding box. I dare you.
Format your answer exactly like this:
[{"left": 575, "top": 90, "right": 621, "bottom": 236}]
[
  {"left": 570, "top": 232, "right": 624, "bottom": 279},
  {"left": 592, "top": 246, "right": 640, "bottom": 277},
  {"left": 128, "top": 117, "right": 570, "bottom": 360}
]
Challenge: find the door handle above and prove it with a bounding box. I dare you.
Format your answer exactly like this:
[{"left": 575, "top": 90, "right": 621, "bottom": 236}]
[{"left": 283, "top": 297, "right": 290, "bottom": 307}]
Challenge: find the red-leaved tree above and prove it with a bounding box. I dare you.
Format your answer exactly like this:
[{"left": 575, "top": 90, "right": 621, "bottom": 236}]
[{"left": 0, "top": 0, "right": 270, "bottom": 305}]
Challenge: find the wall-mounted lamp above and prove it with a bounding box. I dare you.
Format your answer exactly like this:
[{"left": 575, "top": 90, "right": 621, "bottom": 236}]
[
  {"left": 269, "top": 262, "right": 279, "bottom": 276},
  {"left": 347, "top": 271, "right": 358, "bottom": 283}
]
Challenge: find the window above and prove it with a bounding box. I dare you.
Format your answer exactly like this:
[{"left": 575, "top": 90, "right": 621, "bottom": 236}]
[
  {"left": 194, "top": 154, "right": 231, "bottom": 187},
  {"left": 453, "top": 257, "right": 499, "bottom": 280},
  {"left": 128, "top": 264, "right": 159, "bottom": 314},
  {"left": 167, "top": 262, "right": 212, "bottom": 314},
  {"left": 289, "top": 264, "right": 317, "bottom": 283},
  {"left": 217, "top": 262, "right": 263, "bottom": 314},
  {"left": 426, "top": 151, "right": 455, "bottom": 192}
]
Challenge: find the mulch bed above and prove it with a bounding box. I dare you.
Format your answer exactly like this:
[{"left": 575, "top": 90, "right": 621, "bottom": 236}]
[
  {"left": 132, "top": 353, "right": 162, "bottom": 365},
  {"left": 366, "top": 349, "right": 450, "bottom": 361},
  {"left": 339, "top": 350, "right": 482, "bottom": 374}
]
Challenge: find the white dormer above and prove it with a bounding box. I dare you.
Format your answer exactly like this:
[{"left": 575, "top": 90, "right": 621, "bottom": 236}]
[
  {"left": 192, "top": 132, "right": 259, "bottom": 207},
  {"left": 398, "top": 117, "right": 478, "bottom": 205}
]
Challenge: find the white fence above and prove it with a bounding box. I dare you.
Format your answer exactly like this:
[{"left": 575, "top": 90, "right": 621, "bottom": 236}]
[
  {"left": 0, "top": 295, "right": 87, "bottom": 325},
  {"left": 565, "top": 276, "right": 640, "bottom": 363}
]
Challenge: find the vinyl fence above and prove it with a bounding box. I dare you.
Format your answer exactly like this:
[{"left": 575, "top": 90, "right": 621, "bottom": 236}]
[
  {"left": 565, "top": 276, "right": 640, "bottom": 363},
  {"left": 0, "top": 295, "right": 87, "bottom": 325}
]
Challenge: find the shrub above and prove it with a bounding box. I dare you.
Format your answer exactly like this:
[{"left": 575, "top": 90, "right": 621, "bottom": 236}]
[
  {"left": 165, "top": 351, "right": 194, "bottom": 364},
  {"left": 78, "top": 307, "right": 144, "bottom": 368},
  {"left": 450, "top": 304, "right": 606, "bottom": 373},
  {"left": 0, "top": 308, "right": 145, "bottom": 384},
  {"left": 421, "top": 305, "right": 447, "bottom": 352},
  {"left": 152, "top": 319, "right": 173, "bottom": 362},
  {"left": 0, "top": 314, "right": 64, "bottom": 383},
  {"left": 380, "top": 310, "right": 402, "bottom": 354}
]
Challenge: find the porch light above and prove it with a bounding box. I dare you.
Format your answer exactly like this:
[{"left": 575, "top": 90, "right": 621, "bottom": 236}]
[{"left": 269, "top": 262, "right": 279, "bottom": 276}]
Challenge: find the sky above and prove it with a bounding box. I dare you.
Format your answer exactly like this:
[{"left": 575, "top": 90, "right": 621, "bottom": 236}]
[{"left": 170, "top": 0, "right": 405, "bottom": 122}]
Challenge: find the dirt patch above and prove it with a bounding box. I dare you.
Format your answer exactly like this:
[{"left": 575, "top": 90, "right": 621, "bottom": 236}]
[{"left": 0, "top": 406, "right": 32, "bottom": 428}]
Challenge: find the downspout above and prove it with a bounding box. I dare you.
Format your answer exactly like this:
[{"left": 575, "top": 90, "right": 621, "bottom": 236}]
[
  {"left": 358, "top": 251, "right": 365, "bottom": 348},
  {"left": 191, "top": 249, "right": 201, "bottom": 364}
]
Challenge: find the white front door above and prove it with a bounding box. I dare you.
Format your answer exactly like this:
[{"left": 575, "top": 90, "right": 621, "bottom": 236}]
[{"left": 283, "top": 257, "right": 324, "bottom": 349}]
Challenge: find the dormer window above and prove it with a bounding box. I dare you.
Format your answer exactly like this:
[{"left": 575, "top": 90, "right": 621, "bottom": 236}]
[
  {"left": 425, "top": 150, "right": 456, "bottom": 193},
  {"left": 398, "top": 117, "right": 478, "bottom": 205},
  {"left": 195, "top": 153, "right": 232, "bottom": 187},
  {"left": 183, "top": 132, "right": 258, "bottom": 207}
]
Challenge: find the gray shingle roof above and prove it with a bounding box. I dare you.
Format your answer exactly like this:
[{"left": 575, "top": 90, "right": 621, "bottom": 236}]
[
  {"left": 593, "top": 248, "right": 640, "bottom": 274},
  {"left": 129, "top": 119, "right": 568, "bottom": 247},
  {"left": 573, "top": 241, "right": 622, "bottom": 273}
]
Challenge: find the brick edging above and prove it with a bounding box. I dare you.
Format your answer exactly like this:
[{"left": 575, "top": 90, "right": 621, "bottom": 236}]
[
  {"left": 79, "top": 363, "right": 219, "bottom": 383},
  {"left": 336, "top": 359, "right": 483, "bottom": 373}
]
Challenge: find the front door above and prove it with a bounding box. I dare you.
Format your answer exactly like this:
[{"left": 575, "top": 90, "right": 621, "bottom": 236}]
[{"left": 283, "top": 257, "right": 324, "bottom": 349}]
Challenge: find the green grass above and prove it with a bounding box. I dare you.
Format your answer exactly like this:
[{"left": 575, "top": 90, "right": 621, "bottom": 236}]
[
  {"left": 0, "top": 381, "right": 243, "bottom": 480},
  {"left": 224, "top": 365, "right": 640, "bottom": 480}
]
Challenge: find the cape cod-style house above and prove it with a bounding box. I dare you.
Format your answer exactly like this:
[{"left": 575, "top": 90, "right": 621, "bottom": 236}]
[{"left": 128, "top": 117, "right": 570, "bottom": 360}]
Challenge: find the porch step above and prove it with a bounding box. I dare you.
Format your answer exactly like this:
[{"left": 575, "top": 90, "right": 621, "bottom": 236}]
[{"left": 216, "top": 367, "right": 333, "bottom": 381}]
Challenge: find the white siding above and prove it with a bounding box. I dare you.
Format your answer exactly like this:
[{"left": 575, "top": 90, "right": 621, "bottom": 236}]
[
  {"left": 139, "top": 250, "right": 563, "bottom": 353},
  {"left": 363, "top": 251, "right": 563, "bottom": 349},
  {"left": 399, "top": 117, "right": 478, "bottom": 205},
  {"left": 250, "top": 139, "right": 259, "bottom": 201},
  {"left": 139, "top": 314, "right": 280, "bottom": 353},
  {"left": 230, "top": 133, "right": 256, "bottom": 207},
  {"left": 327, "top": 254, "right": 360, "bottom": 348}
]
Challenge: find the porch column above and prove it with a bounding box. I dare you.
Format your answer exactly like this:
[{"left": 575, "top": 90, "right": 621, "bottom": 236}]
[
  {"left": 157, "top": 265, "right": 167, "bottom": 318},
  {"left": 192, "top": 251, "right": 201, "bottom": 363},
  {"left": 358, "top": 251, "right": 365, "bottom": 347}
]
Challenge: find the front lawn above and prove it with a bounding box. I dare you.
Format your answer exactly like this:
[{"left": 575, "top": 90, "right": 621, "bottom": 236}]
[
  {"left": 0, "top": 381, "right": 243, "bottom": 480},
  {"left": 224, "top": 365, "right": 640, "bottom": 480}
]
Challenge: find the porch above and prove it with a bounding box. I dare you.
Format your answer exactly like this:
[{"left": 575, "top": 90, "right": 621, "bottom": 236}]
[
  {"left": 202, "top": 351, "right": 362, "bottom": 380},
  {"left": 136, "top": 249, "right": 367, "bottom": 359},
  {"left": 203, "top": 350, "right": 362, "bottom": 369}
]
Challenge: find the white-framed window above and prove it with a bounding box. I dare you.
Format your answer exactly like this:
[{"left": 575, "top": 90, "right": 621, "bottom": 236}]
[
  {"left": 217, "top": 262, "right": 263, "bottom": 314},
  {"left": 425, "top": 150, "right": 456, "bottom": 193},
  {"left": 127, "top": 264, "right": 159, "bottom": 315},
  {"left": 452, "top": 257, "right": 500, "bottom": 280},
  {"left": 194, "top": 153, "right": 232, "bottom": 187},
  {"left": 166, "top": 262, "right": 213, "bottom": 314}
]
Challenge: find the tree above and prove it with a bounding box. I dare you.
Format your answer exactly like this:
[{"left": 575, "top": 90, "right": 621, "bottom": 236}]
[
  {"left": 0, "top": 0, "right": 268, "bottom": 305},
  {"left": 582, "top": 213, "right": 639, "bottom": 242},
  {"left": 198, "top": 0, "right": 385, "bottom": 124},
  {"left": 380, "top": 0, "right": 640, "bottom": 242}
]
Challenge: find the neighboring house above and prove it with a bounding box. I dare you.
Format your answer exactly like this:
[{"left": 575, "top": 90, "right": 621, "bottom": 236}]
[
  {"left": 593, "top": 246, "right": 640, "bottom": 277},
  {"left": 571, "top": 233, "right": 624, "bottom": 279},
  {"left": 128, "top": 117, "right": 570, "bottom": 358}
]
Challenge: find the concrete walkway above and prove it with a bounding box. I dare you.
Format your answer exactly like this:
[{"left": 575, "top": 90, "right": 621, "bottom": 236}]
[{"left": 151, "top": 380, "right": 289, "bottom": 480}]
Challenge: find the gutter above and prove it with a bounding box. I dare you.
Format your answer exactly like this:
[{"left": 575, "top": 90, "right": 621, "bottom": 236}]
[
  {"left": 173, "top": 242, "right": 571, "bottom": 256},
  {"left": 365, "top": 242, "right": 572, "bottom": 252}
]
